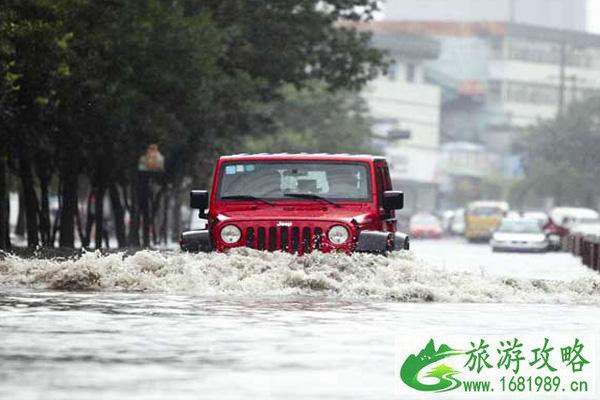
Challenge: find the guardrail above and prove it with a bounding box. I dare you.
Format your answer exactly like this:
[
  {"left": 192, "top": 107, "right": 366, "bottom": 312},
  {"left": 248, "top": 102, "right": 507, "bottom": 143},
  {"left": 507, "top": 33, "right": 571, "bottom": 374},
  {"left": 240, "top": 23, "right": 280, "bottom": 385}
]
[{"left": 564, "top": 234, "right": 600, "bottom": 271}]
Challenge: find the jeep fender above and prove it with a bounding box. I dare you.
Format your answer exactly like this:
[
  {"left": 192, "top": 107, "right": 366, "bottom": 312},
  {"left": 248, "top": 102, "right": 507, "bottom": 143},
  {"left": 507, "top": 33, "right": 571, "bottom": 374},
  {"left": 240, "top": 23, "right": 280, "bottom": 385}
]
[
  {"left": 355, "top": 230, "right": 410, "bottom": 254},
  {"left": 180, "top": 230, "right": 213, "bottom": 252}
]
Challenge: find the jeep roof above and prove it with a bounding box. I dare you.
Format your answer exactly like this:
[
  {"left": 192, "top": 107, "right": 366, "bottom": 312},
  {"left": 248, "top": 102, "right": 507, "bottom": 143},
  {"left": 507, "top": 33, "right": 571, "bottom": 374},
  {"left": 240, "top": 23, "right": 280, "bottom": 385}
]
[{"left": 219, "top": 153, "right": 386, "bottom": 163}]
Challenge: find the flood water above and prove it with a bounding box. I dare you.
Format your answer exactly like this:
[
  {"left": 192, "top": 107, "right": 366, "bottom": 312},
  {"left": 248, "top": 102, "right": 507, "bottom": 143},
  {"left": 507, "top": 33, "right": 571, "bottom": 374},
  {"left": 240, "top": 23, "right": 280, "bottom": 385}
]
[{"left": 1, "top": 239, "right": 599, "bottom": 399}]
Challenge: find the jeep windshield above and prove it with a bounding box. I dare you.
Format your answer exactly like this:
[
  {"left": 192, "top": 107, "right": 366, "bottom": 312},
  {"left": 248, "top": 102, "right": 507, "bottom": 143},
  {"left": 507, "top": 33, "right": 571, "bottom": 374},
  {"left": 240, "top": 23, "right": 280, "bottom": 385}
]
[{"left": 218, "top": 162, "right": 371, "bottom": 202}]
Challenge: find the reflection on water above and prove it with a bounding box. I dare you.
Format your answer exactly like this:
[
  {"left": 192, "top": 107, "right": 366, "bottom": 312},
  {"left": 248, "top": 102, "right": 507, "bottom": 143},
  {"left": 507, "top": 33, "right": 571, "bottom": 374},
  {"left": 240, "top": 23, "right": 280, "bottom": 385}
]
[{"left": 0, "top": 289, "right": 599, "bottom": 400}]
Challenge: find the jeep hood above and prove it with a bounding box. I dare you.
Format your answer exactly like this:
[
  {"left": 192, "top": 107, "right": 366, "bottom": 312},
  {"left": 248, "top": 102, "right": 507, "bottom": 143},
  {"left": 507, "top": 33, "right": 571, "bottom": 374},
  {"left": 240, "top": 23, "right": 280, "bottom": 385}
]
[{"left": 216, "top": 206, "right": 374, "bottom": 225}]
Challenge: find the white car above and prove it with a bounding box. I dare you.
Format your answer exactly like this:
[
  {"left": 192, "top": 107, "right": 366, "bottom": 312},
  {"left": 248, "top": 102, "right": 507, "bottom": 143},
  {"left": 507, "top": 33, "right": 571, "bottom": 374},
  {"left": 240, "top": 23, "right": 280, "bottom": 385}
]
[
  {"left": 490, "top": 218, "right": 549, "bottom": 252},
  {"left": 549, "top": 207, "right": 599, "bottom": 228},
  {"left": 522, "top": 211, "right": 549, "bottom": 228}
]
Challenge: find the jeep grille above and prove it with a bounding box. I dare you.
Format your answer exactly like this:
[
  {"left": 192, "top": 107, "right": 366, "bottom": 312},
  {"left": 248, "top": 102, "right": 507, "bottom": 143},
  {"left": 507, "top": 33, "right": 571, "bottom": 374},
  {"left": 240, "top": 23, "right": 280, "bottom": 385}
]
[{"left": 244, "top": 225, "right": 324, "bottom": 254}]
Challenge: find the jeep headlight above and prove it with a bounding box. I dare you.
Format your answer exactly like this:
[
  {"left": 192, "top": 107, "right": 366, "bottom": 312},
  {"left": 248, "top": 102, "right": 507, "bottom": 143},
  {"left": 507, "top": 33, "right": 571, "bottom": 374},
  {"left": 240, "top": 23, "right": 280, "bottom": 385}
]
[
  {"left": 220, "top": 225, "right": 241, "bottom": 244},
  {"left": 328, "top": 225, "right": 349, "bottom": 245}
]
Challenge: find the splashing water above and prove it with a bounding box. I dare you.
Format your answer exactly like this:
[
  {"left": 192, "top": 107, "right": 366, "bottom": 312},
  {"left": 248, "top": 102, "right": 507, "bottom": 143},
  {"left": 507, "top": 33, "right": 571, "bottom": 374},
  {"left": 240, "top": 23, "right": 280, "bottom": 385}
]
[{"left": 0, "top": 249, "right": 599, "bottom": 304}]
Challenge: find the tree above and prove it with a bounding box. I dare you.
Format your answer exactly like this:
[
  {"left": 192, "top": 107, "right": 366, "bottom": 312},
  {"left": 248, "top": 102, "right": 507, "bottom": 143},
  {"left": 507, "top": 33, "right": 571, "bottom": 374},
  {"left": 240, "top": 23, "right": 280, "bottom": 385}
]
[
  {"left": 516, "top": 97, "right": 600, "bottom": 208},
  {"left": 0, "top": 0, "right": 387, "bottom": 250},
  {"left": 245, "top": 83, "right": 376, "bottom": 153},
  {"left": 1, "top": 1, "right": 72, "bottom": 248}
]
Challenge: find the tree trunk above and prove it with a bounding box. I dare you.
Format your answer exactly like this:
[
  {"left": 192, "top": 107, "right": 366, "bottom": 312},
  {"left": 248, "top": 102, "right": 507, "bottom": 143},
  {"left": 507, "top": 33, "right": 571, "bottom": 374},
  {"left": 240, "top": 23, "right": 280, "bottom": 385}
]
[
  {"left": 128, "top": 180, "right": 140, "bottom": 247},
  {"left": 83, "top": 191, "right": 94, "bottom": 248},
  {"left": 75, "top": 199, "right": 85, "bottom": 246},
  {"left": 51, "top": 179, "right": 61, "bottom": 245},
  {"left": 109, "top": 184, "right": 127, "bottom": 248},
  {"left": 160, "top": 186, "right": 169, "bottom": 245},
  {"left": 171, "top": 187, "right": 182, "bottom": 243},
  {"left": 0, "top": 154, "right": 10, "bottom": 250},
  {"left": 150, "top": 185, "right": 164, "bottom": 245},
  {"left": 15, "top": 186, "right": 25, "bottom": 236},
  {"left": 38, "top": 172, "right": 51, "bottom": 246},
  {"left": 59, "top": 168, "right": 78, "bottom": 248},
  {"left": 18, "top": 152, "right": 39, "bottom": 248},
  {"left": 94, "top": 184, "right": 106, "bottom": 249},
  {"left": 140, "top": 173, "right": 150, "bottom": 248}
]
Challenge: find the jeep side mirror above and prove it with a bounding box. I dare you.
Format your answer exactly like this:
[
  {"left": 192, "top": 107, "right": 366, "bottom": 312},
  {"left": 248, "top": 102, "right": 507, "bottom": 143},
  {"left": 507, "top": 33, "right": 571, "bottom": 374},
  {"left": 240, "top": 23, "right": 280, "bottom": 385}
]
[
  {"left": 190, "top": 190, "right": 209, "bottom": 217},
  {"left": 383, "top": 191, "right": 404, "bottom": 210}
]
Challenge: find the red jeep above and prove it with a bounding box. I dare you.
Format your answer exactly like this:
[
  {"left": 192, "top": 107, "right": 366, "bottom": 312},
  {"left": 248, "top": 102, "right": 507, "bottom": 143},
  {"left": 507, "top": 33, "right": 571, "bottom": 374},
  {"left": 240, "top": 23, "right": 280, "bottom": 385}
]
[{"left": 180, "top": 154, "right": 409, "bottom": 254}]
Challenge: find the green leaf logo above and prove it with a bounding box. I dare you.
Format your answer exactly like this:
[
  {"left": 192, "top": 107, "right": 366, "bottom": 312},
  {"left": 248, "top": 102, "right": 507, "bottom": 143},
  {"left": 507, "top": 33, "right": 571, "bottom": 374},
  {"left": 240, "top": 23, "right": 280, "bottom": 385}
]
[{"left": 400, "top": 339, "right": 464, "bottom": 392}]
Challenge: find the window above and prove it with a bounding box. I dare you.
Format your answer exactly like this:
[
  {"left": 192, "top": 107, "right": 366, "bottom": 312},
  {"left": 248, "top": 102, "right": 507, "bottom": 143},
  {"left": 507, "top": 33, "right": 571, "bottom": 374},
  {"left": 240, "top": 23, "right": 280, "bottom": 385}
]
[
  {"left": 218, "top": 162, "right": 371, "bottom": 201},
  {"left": 507, "top": 37, "right": 600, "bottom": 69},
  {"left": 507, "top": 38, "right": 559, "bottom": 65},
  {"left": 505, "top": 81, "right": 559, "bottom": 105}
]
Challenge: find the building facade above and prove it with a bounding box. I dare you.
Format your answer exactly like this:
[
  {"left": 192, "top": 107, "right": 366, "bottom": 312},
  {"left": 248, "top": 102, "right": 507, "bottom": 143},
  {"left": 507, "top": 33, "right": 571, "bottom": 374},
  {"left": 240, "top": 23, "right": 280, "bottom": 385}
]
[
  {"left": 361, "top": 21, "right": 600, "bottom": 149},
  {"left": 364, "top": 32, "right": 442, "bottom": 213},
  {"left": 382, "top": 0, "right": 587, "bottom": 31},
  {"left": 357, "top": 20, "right": 600, "bottom": 208}
]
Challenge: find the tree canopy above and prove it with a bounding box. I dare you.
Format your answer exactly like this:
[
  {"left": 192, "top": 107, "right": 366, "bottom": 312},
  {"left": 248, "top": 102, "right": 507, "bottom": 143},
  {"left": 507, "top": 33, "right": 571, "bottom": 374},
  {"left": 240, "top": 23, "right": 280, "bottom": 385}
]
[
  {"left": 0, "top": 0, "right": 386, "bottom": 249},
  {"left": 245, "top": 83, "right": 377, "bottom": 154},
  {"left": 514, "top": 97, "right": 600, "bottom": 208}
]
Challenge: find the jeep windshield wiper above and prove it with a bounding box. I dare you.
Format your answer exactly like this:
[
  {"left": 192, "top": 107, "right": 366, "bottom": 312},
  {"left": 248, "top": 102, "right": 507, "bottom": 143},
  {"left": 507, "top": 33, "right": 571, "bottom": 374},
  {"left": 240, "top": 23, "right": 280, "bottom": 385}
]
[
  {"left": 284, "top": 193, "right": 340, "bottom": 207},
  {"left": 221, "top": 195, "right": 274, "bottom": 206}
]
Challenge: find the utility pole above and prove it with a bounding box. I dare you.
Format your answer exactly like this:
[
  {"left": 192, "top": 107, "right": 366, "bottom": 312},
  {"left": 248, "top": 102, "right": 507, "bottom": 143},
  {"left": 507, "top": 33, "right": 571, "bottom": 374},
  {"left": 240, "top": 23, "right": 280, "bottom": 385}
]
[
  {"left": 569, "top": 75, "right": 578, "bottom": 104},
  {"left": 509, "top": 0, "right": 516, "bottom": 23},
  {"left": 558, "top": 31, "right": 566, "bottom": 116}
]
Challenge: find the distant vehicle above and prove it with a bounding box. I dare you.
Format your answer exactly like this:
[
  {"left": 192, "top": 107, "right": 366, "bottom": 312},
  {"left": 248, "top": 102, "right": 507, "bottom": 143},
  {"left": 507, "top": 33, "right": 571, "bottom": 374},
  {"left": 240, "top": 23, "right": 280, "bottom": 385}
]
[
  {"left": 409, "top": 213, "right": 442, "bottom": 239},
  {"left": 465, "top": 201, "right": 509, "bottom": 241},
  {"left": 490, "top": 218, "right": 549, "bottom": 252},
  {"left": 180, "top": 153, "right": 409, "bottom": 254},
  {"left": 520, "top": 211, "right": 556, "bottom": 250},
  {"left": 522, "top": 211, "right": 549, "bottom": 228},
  {"left": 450, "top": 208, "right": 465, "bottom": 236},
  {"left": 549, "top": 207, "right": 600, "bottom": 234}
]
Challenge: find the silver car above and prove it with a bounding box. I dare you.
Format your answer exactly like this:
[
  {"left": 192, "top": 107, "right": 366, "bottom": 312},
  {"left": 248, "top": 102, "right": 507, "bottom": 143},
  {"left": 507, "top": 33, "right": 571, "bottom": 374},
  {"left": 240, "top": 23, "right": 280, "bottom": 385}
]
[{"left": 490, "top": 218, "right": 549, "bottom": 252}]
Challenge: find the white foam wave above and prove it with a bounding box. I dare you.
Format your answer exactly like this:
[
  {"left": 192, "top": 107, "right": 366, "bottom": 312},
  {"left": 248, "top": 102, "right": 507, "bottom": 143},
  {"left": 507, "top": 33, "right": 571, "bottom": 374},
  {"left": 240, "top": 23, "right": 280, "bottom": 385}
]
[{"left": 1, "top": 249, "right": 599, "bottom": 304}]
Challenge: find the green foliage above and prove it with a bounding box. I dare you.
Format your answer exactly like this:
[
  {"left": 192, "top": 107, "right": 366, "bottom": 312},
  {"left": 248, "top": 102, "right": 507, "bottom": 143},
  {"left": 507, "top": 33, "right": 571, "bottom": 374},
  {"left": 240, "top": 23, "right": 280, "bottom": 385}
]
[
  {"left": 245, "top": 83, "right": 376, "bottom": 154},
  {"left": 516, "top": 97, "right": 600, "bottom": 207},
  {"left": 0, "top": 0, "right": 386, "bottom": 248}
]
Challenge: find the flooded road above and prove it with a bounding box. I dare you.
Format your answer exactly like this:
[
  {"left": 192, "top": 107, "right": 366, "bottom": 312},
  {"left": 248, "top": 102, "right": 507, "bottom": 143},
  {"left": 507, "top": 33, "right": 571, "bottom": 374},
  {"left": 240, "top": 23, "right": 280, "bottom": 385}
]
[
  {"left": 1, "top": 239, "right": 599, "bottom": 399},
  {"left": 411, "top": 237, "right": 597, "bottom": 280}
]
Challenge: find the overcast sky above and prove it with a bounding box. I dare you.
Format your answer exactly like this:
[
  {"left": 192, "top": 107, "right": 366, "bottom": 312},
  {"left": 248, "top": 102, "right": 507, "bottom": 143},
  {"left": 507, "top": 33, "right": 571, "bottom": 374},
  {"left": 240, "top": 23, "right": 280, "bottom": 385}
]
[{"left": 589, "top": 0, "right": 600, "bottom": 32}]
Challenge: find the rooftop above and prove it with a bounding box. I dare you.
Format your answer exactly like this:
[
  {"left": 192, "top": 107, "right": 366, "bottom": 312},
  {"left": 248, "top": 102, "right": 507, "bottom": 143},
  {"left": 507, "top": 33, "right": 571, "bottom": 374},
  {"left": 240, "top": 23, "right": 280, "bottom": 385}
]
[
  {"left": 348, "top": 20, "right": 600, "bottom": 47},
  {"left": 371, "top": 32, "right": 440, "bottom": 59}
]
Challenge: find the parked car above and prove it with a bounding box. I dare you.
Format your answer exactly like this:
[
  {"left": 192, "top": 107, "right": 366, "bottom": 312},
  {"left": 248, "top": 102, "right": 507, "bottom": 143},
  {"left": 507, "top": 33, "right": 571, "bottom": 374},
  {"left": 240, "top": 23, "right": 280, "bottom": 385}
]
[
  {"left": 409, "top": 213, "right": 443, "bottom": 239},
  {"left": 522, "top": 211, "right": 550, "bottom": 228},
  {"left": 549, "top": 207, "right": 600, "bottom": 234},
  {"left": 180, "top": 153, "right": 409, "bottom": 254},
  {"left": 490, "top": 218, "right": 549, "bottom": 252},
  {"left": 543, "top": 207, "right": 600, "bottom": 248}
]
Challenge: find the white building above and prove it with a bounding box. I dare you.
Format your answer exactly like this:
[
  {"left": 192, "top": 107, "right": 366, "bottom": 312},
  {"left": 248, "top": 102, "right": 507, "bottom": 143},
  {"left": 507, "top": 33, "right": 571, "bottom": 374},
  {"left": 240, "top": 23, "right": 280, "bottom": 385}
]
[
  {"left": 489, "top": 24, "right": 600, "bottom": 129},
  {"left": 382, "top": 0, "right": 587, "bottom": 31},
  {"left": 359, "top": 21, "right": 600, "bottom": 153},
  {"left": 364, "top": 33, "right": 442, "bottom": 212}
]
